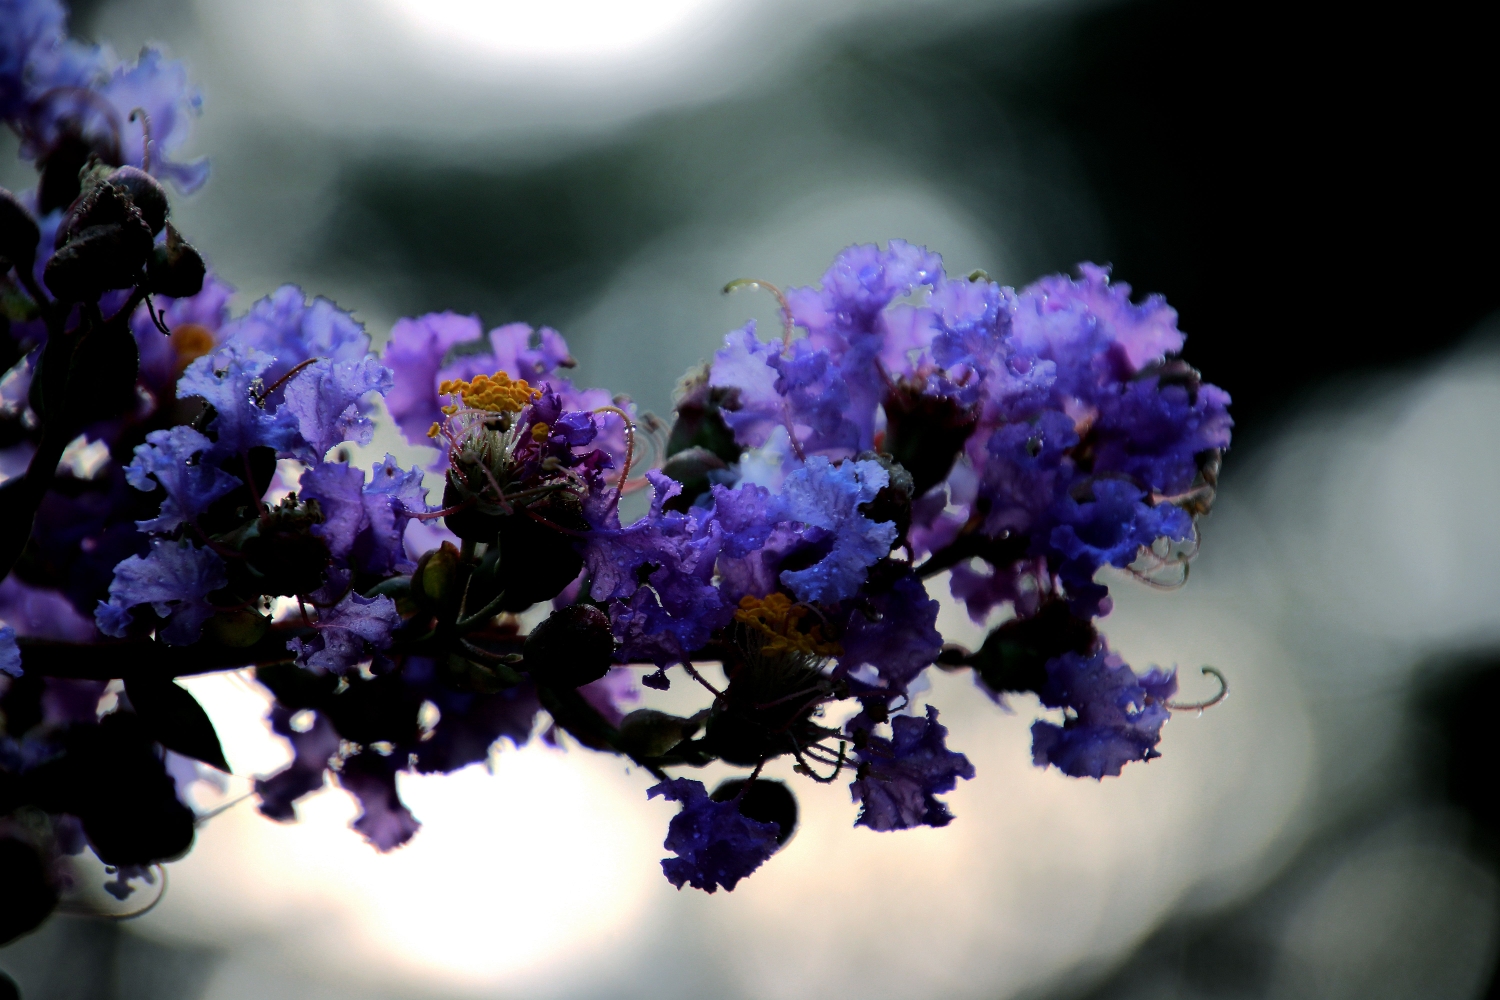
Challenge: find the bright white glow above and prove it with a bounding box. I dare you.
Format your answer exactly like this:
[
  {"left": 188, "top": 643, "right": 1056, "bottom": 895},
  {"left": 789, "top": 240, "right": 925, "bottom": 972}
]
[
  {"left": 156, "top": 675, "right": 660, "bottom": 992},
  {"left": 382, "top": 0, "right": 725, "bottom": 60}
]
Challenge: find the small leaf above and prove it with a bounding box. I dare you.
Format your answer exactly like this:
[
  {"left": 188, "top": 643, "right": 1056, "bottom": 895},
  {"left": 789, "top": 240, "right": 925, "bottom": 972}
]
[{"left": 125, "top": 676, "right": 230, "bottom": 773}]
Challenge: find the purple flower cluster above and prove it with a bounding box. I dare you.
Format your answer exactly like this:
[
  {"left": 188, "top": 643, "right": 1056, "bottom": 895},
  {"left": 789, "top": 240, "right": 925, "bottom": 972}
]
[
  {"left": 2, "top": 0, "right": 207, "bottom": 199},
  {"left": 4, "top": 0, "right": 1231, "bottom": 932}
]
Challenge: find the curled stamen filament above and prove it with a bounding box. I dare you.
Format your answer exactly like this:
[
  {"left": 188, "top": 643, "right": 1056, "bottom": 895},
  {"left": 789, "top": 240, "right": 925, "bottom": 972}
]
[
  {"left": 1164, "top": 666, "right": 1228, "bottom": 713},
  {"left": 594, "top": 404, "right": 636, "bottom": 486},
  {"left": 723, "top": 278, "right": 795, "bottom": 351},
  {"left": 128, "top": 106, "right": 153, "bottom": 171}
]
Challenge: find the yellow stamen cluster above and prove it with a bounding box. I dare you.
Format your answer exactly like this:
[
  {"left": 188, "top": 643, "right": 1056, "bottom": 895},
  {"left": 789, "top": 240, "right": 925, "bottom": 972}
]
[
  {"left": 169, "top": 323, "right": 216, "bottom": 373},
  {"left": 438, "top": 371, "right": 541, "bottom": 415},
  {"left": 735, "top": 593, "right": 841, "bottom": 658},
  {"left": 531, "top": 422, "right": 550, "bottom": 443}
]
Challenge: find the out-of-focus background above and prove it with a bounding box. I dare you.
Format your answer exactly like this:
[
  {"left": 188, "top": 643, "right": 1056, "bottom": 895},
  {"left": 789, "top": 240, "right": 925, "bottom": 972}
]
[{"left": 4, "top": 0, "right": 1499, "bottom": 997}]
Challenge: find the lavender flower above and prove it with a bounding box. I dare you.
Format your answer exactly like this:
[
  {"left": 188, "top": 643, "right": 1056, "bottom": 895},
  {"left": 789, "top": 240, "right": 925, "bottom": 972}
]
[
  {"left": 850, "top": 707, "right": 974, "bottom": 831},
  {"left": 124, "top": 425, "right": 239, "bottom": 534},
  {"left": 256, "top": 705, "right": 341, "bottom": 822},
  {"left": 649, "top": 777, "right": 782, "bottom": 892},
  {"left": 94, "top": 537, "right": 226, "bottom": 645},
  {"left": 0, "top": 625, "right": 20, "bottom": 677},
  {"left": 383, "top": 313, "right": 631, "bottom": 468},
  {"left": 285, "top": 592, "right": 402, "bottom": 675},
  {"left": 1030, "top": 648, "right": 1178, "bottom": 779}
]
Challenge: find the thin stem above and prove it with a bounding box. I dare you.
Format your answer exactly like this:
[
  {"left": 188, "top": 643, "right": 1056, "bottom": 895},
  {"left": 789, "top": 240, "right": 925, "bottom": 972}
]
[
  {"left": 458, "top": 638, "right": 519, "bottom": 664},
  {"left": 411, "top": 497, "right": 475, "bottom": 521},
  {"left": 456, "top": 589, "right": 507, "bottom": 631},
  {"left": 194, "top": 791, "right": 255, "bottom": 825},
  {"left": 678, "top": 660, "right": 724, "bottom": 699},
  {"left": 733, "top": 760, "right": 767, "bottom": 803}
]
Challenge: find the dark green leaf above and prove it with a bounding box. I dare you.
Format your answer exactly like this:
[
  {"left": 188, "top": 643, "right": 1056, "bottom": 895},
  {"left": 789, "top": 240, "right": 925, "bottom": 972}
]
[{"left": 125, "top": 676, "right": 230, "bottom": 773}]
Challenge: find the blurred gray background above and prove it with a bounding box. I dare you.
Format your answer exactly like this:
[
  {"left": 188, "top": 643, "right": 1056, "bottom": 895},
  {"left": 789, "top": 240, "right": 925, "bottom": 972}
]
[{"left": 3, "top": 0, "right": 1499, "bottom": 997}]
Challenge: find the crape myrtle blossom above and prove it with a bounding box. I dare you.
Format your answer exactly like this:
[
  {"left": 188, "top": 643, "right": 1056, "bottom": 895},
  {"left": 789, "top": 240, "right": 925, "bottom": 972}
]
[
  {"left": 3, "top": 2, "right": 1232, "bottom": 935},
  {"left": 681, "top": 240, "right": 1227, "bottom": 786},
  {"left": 3, "top": 0, "right": 207, "bottom": 200},
  {"left": 383, "top": 312, "right": 632, "bottom": 470}
]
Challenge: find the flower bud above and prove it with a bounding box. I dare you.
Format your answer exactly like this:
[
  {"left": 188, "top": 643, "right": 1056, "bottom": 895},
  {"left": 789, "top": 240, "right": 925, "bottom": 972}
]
[
  {"left": 0, "top": 188, "right": 40, "bottom": 273},
  {"left": 523, "top": 604, "right": 614, "bottom": 688},
  {"left": 411, "top": 541, "right": 463, "bottom": 615},
  {"left": 665, "top": 364, "right": 742, "bottom": 464},
  {"left": 43, "top": 221, "right": 154, "bottom": 301},
  {"left": 967, "top": 598, "right": 1097, "bottom": 696},
  {"left": 710, "top": 778, "right": 798, "bottom": 845},
  {"left": 107, "top": 166, "right": 169, "bottom": 235},
  {"left": 205, "top": 607, "right": 271, "bottom": 648},
  {"left": 237, "top": 501, "right": 331, "bottom": 597},
  {"left": 32, "top": 712, "right": 195, "bottom": 867},
  {"left": 55, "top": 178, "right": 133, "bottom": 248},
  {"left": 147, "top": 225, "right": 205, "bottom": 299},
  {"left": 617, "top": 709, "right": 700, "bottom": 758}
]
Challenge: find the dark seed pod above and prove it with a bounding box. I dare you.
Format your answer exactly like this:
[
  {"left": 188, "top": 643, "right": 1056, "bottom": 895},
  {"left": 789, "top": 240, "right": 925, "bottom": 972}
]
[
  {"left": 147, "top": 226, "right": 205, "bottom": 298},
  {"left": 882, "top": 381, "right": 978, "bottom": 498},
  {"left": 966, "top": 598, "right": 1098, "bottom": 696},
  {"left": 107, "top": 165, "right": 169, "bottom": 235},
  {"left": 37, "top": 130, "right": 101, "bottom": 214},
  {"left": 523, "top": 603, "right": 615, "bottom": 688},
  {"left": 439, "top": 471, "right": 504, "bottom": 543},
  {"left": 660, "top": 445, "right": 727, "bottom": 512},
  {"left": 711, "top": 778, "right": 798, "bottom": 845},
  {"left": 56, "top": 179, "right": 133, "bottom": 248},
  {"left": 235, "top": 499, "right": 331, "bottom": 597},
  {"left": 703, "top": 709, "right": 779, "bottom": 767},
  {"left": 0, "top": 837, "right": 58, "bottom": 946},
  {"left": 66, "top": 323, "right": 142, "bottom": 426},
  {"left": 0, "top": 187, "right": 40, "bottom": 272},
  {"left": 43, "top": 220, "right": 154, "bottom": 301},
  {"left": 241, "top": 527, "right": 330, "bottom": 597},
  {"left": 490, "top": 490, "right": 588, "bottom": 610}
]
